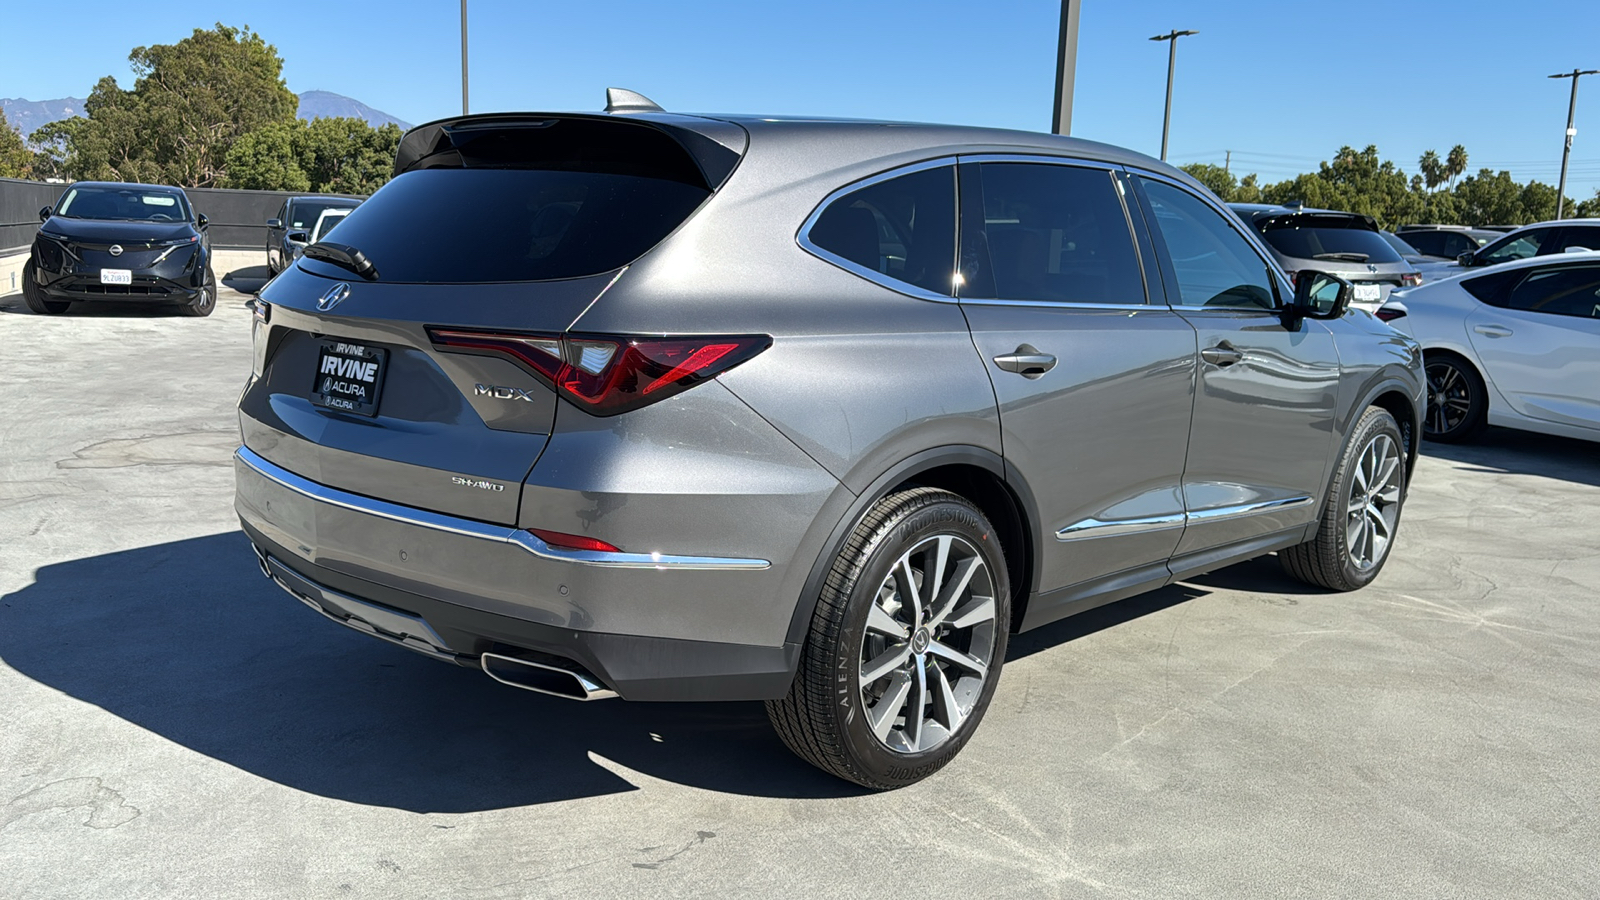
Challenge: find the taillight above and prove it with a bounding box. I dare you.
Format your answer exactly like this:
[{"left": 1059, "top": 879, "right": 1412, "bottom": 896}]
[
  {"left": 1400, "top": 272, "right": 1424, "bottom": 287},
  {"left": 527, "top": 528, "right": 621, "bottom": 553},
  {"left": 427, "top": 328, "right": 771, "bottom": 417},
  {"left": 1284, "top": 270, "right": 1298, "bottom": 286},
  {"left": 1375, "top": 307, "right": 1406, "bottom": 322}
]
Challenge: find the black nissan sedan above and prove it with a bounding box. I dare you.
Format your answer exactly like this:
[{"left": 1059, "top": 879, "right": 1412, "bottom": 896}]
[{"left": 24, "top": 182, "right": 216, "bottom": 316}]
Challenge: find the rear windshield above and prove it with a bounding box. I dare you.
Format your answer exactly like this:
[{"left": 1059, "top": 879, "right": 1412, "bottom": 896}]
[
  {"left": 1258, "top": 217, "right": 1403, "bottom": 264},
  {"left": 297, "top": 168, "right": 710, "bottom": 283}
]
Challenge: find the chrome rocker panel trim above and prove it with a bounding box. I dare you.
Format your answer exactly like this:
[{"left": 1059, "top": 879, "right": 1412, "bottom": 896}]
[
  {"left": 236, "top": 446, "right": 772, "bottom": 571},
  {"left": 1057, "top": 497, "right": 1314, "bottom": 542}
]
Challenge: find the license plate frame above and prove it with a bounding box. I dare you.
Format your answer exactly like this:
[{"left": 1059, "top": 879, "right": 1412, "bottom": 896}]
[
  {"left": 1353, "top": 283, "right": 1382, "bottom": 304},
  {"left": 311, "top": 339, "right": 388, "bottom": 417},
  {"left": 100, "top": 268, "right": 132, "bottom": 285}
]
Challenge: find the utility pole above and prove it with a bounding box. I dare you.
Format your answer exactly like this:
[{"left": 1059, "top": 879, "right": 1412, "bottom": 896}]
[
  {"left": 1052, "top": 0, "right": 1083, "bottom": 135},
  {"left": 1149, "top": 29, "right": 1198, "bottom": 162},
  {"left": 1224, "top": 150, "right": 1231, "bottom": 175},
  {"left": 1549, "top": 68, "right": 1598, "bottom": 219},
  {"left": 461, "top": 0, "right": 470, "bottom": 115}
]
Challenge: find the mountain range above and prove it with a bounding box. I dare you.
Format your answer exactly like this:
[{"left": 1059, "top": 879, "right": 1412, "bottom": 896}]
[{"left": 1, "top": 91, "right": 412, "bottom": 138}]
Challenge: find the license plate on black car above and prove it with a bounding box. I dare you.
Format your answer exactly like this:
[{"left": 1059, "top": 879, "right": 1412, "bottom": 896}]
[{"left": 312, "top": 340, "right": 388, "bottom": 416}]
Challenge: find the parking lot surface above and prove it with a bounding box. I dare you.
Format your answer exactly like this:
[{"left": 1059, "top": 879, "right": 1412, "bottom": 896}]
[{"left": 2, "top": 270, "right": 1597, "bottom": 899}]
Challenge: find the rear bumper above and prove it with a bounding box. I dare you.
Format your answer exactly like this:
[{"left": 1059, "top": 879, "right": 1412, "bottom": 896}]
[{"left": 234, "top": 447, "right": 802, "bottom": 701}]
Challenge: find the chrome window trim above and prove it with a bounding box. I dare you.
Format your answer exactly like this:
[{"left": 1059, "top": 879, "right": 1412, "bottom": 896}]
[
  {"left": 237, "top": 446, "right": 771, "bottom": 571},
  {"left": 1127, "top": 167, "right": 1293, "bottom": 314},
  {"left": 796, "top": 156, "right": 963, "bottom": 303},
  {"left": 1056, "top": 496, "right": 1313, "bottom": 541}
]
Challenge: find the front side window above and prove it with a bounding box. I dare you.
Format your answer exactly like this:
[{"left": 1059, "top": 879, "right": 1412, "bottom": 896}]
[
  {"left": 1139, "top": 178, "right": 1276, "bottom": 310},
  {"left": 1503, "top": 265, "right": 1600, "bottom": 319},
  {"left": 807, "top": 166, "right": 956, "bottom": 296},
  {"left": 957, "top": 162, "right": 1145, "bottom": 305},
  {"left": 1478, "top": 229, "right": 1547, "bottom": 266}
]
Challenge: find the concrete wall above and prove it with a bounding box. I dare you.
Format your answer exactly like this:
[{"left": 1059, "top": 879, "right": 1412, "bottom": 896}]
[{"left": 0, "top": 177, "right": 363, "bottom": 254}]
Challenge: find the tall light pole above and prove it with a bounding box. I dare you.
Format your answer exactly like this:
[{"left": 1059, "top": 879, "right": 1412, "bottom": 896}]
[
  {"left": 1052, "top": 0, "right": 1082, "bottom": 135},
  {"left": 1549, "top": 68, "right": 1598, "bottom": 219},
  {"left": 461, "top": 0, "right": 470, "bottom": 115},
  {"left": 1149, "top": 29, "right": 1197, "bottom": 162}
]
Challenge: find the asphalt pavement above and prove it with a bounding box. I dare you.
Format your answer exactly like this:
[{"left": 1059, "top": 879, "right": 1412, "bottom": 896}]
[{"left": 1, "top": 264, "right": 1596, "bottom": 899}]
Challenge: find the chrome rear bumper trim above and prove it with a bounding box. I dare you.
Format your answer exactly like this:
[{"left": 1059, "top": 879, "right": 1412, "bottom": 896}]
[{"left": 236, "top": 446, "right": 771, "bottom": 571}]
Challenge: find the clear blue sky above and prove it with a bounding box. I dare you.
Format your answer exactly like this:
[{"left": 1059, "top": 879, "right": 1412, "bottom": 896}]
[{"left": 4, "top": 0, "right": 1598, "bottom": 199}]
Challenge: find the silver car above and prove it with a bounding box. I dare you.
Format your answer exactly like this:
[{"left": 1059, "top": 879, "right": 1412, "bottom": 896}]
[
  {"left": 237, "top": 92, "right": 1424, "bottom": 788},
  {"left": 1231, "top": 203, "right": 1423, "bottom": 312}
]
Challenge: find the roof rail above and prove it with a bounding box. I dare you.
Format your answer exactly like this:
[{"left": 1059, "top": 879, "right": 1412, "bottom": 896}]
[{"left": 605, "top": 87, "right": 664, "bottom": 113}]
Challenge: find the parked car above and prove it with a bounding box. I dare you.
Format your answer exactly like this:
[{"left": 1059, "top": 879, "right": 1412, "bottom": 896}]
[
  {"left": 1382, "top": 252, "right": 1600, "bottom": 444},
  {"left": 1381, "top": 230, "right": 1434, "bottom": 268},
  {"left": 1455, "top": 219, "right": 1600, "bottom": 269},
  {"left": 1393, "top": 225, "right": 1498, "bottom": 260},
  {"left": 23, "top": 181, "right": 216, "bottom": 316},
  {"left": 286, "top": 208, "right": 353, "bottom": 264},
  {"left": 237, "top": 94, "right": 1423, "bottom": 789},
  {"left": 266, "top": 195, "right": 361, "bottom": 275},
  {"left": 1230, "top": 203, "right": 1422, "bottom": 312}
]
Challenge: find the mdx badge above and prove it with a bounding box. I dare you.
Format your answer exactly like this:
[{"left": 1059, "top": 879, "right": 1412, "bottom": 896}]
[
  {"left": 317, "top": 282, "right": 351, "bottom": 311},
  {"left": 475, "top": 383, "right": 537, "bottom": 402}
]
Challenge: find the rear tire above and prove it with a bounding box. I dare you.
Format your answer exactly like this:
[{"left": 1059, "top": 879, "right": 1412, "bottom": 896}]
[
  {"left": 1281, "top": 406, "right": 1407, "bottom": 591},
  {"left": 767, "top": 488, "right": 1010, "bottom": 790},
  {"left": 21, "top": 262, "right": 70, "bottom": 315},
  {"left": 1422, "top": 353, "right": 1487, "bottom": 443},
  {"left": 178, "top": 266, "right": 217, "bottom": 317}
]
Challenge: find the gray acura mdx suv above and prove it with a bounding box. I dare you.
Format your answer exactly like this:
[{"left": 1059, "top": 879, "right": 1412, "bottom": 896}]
[{"left": 237, "top": 91, "right": 1424, "bottom": 789}]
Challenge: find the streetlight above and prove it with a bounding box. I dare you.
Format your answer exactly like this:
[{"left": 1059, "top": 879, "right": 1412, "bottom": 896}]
[
  {"left": 461, "top": 0, "right": 470, "bottom": 115},
  {"left": 1549, "top": 68, "right": 1598, "bottom": 219},
  {"left": 1052, "top": 0, "right": 1083, "bottom": 136},
  {"left": 1149, "top": 29, "right": 1198, "bottom": 162}
]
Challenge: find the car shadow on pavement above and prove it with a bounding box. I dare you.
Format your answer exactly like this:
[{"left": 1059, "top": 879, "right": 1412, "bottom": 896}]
[
  {"left": 1421, "top": 427, "right": 1600, "bottom": 489},
  {"left": 0, "top": 532, "right": 862, "bottom": 812},
  {"left": 221, "top": 265, "right": 272, "bottom": 295}
]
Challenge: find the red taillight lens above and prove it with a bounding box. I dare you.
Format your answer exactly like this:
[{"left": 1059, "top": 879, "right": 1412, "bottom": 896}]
[
  {"left": 527, "top": 528, "right": 622, "bottom": 553},
  {"left": 1284, "top": 270, "right": 1298, "bottom": 287},
  {"left": 427, "top": 329, "right": 771, "bottom": 417},
  {"left": 1375, "top": 307, "right": 1407, "bottom": 322},
  {"left": 1400, "top": 272, "right": 1424, "bottom": 287}
]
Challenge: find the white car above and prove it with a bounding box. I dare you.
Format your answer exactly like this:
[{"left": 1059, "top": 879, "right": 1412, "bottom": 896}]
[
  {"left": 1381, "top": 251, "right": 1600, "bottom": 443},
  {"left": 289, "top": 208, "right": 353, "bottom": 262}
]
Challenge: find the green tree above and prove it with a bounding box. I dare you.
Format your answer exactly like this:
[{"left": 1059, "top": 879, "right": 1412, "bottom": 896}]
[
  {"left": 1233, "top": 173, "right": 1262, "bottom": 204},
  {"left": 0, "top": 109, "right": 33, "bottom": 178},
  {"left": 223, "top": 116, "right": 401, "bottom": 194},
  {"left": 1576, "top": 190, "right": 1600, "bottom": 219},
  {"left": 1180, "top": 162, "right": 1236, "bottom": 200},
  {"left": 1453, "top": 168, "right": 1525, "bottom": 225},
  {"left": 31, "top": 24, "right": 297, "bottom": 187},
  {"left": 222, "top": 120, "right": 310, "bottom": 191},
  {"left": 1418, "top": 150, "right": 1443, "bottom": 191},
  {"left": 1445, "top": 145, "right": 1468, "bottom": 190}
]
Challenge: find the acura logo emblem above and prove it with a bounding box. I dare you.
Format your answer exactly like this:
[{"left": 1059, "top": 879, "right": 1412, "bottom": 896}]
[
  {"left": 108, "top": 244, "right": 123, "bottom": 257},
  {"left": 317, "top": 283, "right": 351, "bottom": 311}
]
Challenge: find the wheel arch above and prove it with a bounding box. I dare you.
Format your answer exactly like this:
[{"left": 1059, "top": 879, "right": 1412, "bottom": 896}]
[{"left": 784, "top": 446, "right": 1041, "bottom": 646}]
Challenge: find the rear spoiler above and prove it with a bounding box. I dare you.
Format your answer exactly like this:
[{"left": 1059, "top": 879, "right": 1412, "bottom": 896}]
[
  {"left": 393, "top": 113, "right": 748, "bottom": 191},
  {"left": 1256, "top": 211, "right": 1381, "bottom": 232}
]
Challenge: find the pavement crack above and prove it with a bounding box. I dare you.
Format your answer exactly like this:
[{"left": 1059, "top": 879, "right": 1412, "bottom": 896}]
[{"left": 0, "top": 777, "right": 140, "bottom": 830}]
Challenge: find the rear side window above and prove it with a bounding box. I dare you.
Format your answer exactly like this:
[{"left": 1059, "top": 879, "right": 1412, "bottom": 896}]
[
  {"left": 1139, "top": 178, "right": 1276, "bottom": 310},
  {"left": 297, "top": 169, "right": 709, "bottom": 283},
  {"left": 1558, "top": 226, "right": 1600, "bottom": 252},
  {"left": 1502, "top": 264, "right": 1600, "bottom": 318},
  {"left": 807, "top": 166, "right": 956, "bottom": 296},
  {"left": 957, "top": 162, "right": 1145, "bottom": 305},
  {"left": 1399, "top": 231, "right": 1442, "bottom": 256},
  {"left": 1257, "top": 217, "right": 1403, "bottom": 264}
]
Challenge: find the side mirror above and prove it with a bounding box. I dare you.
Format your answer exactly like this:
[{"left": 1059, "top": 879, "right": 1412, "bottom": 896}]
[
  {"left": 196, "top": 213, "right": 209, "bottom": 228},
  {"left": 38, "top": 206, "right": 51, "bottom": 222},
  {"left": 1283, "top": 270, "right": 1352, "bottom": 327},
  {"left": 287, "top": 231, "right": 309, "bottom": 244},
  {"left": 266, "top": 218, "right": 282, "bottom": 229},
  {"left": 1456, "top": 250, "right": 1475, "bottom": 267}
]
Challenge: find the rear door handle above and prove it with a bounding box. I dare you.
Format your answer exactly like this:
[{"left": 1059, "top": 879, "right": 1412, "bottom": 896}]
[
  {"left": 1200, "top": 343, "right": 1244, "bottom": 367},
  {"left": 1473, "top": 324, "right": 1513, "bottom": 338},
  {"left": 993, "top": 344, "right": 1057, "bottom": 379}
]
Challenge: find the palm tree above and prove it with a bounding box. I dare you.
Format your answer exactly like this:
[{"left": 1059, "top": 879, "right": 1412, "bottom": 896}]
[
  {"left": 1419, "top": 150, "right": 1443, "bottom": 191},
  {"left": 1446, "top": 145, "right": 1468, "bottom": 190}
]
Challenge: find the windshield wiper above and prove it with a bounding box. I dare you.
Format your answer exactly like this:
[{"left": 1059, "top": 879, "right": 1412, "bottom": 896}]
[
  {"left": 302, "top": 242, "right": 380, "bottom": 280},
  {"left": 1313, "top": 252, "right": 1370, "bottom": 262}
]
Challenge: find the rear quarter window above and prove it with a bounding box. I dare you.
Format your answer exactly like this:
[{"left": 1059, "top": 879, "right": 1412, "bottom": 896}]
[{"left": 805, "top": 165, "right": 956, "bottom": 296}]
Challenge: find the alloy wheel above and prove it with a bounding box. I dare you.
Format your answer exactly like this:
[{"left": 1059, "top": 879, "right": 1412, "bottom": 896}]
[
  {"left": 1346, "top": 433, "right": 1402, "bottom": 570},
  {"left": 1424, "top": 361, "right": 1473, "bottom": 437},
  {"left": 858, "top": 534, "right": 998, "bottom": 754}
]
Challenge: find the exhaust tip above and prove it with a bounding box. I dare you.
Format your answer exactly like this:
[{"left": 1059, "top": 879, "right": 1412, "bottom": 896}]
[{"left": 480, "top": 652, "right": 617, "bottom": 701}]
